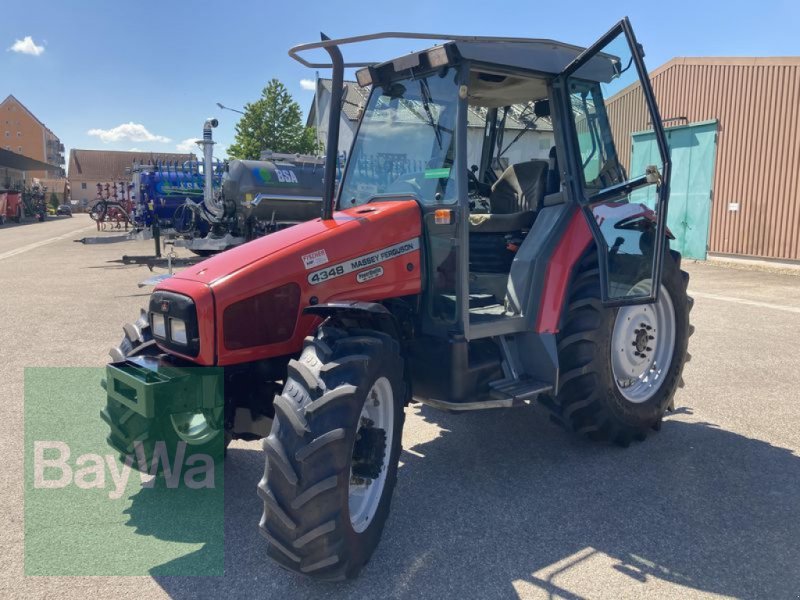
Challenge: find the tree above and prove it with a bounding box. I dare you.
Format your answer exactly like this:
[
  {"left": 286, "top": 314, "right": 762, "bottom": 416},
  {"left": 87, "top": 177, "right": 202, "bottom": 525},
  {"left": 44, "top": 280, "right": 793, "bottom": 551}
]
[
  {"left": 227, "top": 79, "right": 318, "bottom": 159},
  {"left": 50, "top": 192, "right": 60, "bottom": 210}
]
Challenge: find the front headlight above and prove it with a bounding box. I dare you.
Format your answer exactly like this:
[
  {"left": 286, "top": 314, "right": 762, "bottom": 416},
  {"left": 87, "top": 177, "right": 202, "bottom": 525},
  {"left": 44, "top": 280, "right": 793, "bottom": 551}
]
[
  {"left": 151, "top": 313, "right": 166, "bottom": 338},
  {"left": 148, "top": 291, "right": 199, "bottom": 357},
  {"left": 170, "top": 318, "right": 187, "bottom": 344}
]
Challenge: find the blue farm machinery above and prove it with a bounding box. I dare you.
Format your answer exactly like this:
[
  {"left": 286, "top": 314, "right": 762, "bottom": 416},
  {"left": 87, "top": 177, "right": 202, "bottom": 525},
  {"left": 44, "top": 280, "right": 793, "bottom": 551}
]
[{"left": 82, "top": 118, "right": 325, "bottom": 259}]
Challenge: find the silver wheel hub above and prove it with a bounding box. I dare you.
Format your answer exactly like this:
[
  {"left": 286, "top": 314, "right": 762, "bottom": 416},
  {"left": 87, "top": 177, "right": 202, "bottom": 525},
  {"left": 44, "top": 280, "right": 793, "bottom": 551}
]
[
  {"left": 611, "top": 284, "right": 677, "bottom": 404},
  {"left": 349, "top": 376, "right": 394, "bottom": 534}
]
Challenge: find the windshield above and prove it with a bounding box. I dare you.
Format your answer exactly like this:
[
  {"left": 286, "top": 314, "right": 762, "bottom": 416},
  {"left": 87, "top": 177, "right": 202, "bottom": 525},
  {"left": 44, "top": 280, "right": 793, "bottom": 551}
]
[{"left": 338, "top": 68, "right": 459, "bottom": 208}]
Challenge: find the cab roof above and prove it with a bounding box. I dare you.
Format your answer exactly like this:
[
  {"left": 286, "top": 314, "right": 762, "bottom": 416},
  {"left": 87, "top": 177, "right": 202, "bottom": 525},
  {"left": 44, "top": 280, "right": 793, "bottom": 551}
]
[{"left": 289, "top": 33, "right": 618, "bottom": 83}]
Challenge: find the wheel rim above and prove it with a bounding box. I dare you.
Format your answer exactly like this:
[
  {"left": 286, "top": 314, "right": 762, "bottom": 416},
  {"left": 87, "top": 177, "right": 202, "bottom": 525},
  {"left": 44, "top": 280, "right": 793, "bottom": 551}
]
[
  {"left": 611, "top": 283, "right": 676, "bottom": 404},
  {"left": 170, "top": 409, "right": 222, "bottom": 446},
  {"left": 349, "top": 376, "right": 394, "bottom": 533}
]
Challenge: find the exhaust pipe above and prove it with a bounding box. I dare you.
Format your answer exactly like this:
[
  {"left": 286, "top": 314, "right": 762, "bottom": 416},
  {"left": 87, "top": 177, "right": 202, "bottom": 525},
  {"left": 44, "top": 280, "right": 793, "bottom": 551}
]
[{"left": 198, "top": 118, "right": 223, "bottom": 219}]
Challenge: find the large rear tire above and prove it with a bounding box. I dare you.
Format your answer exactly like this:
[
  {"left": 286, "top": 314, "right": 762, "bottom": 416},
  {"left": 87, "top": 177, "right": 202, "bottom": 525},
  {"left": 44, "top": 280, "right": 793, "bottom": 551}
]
[
  {"left": 258, "top": 324, "right": 405, "bottom": 580},
  {"left": 101, "top": 310, "right": 226, "bottom": 469},
  {"left": 542, "top": 247, "right": 694, "bottom": 445}
]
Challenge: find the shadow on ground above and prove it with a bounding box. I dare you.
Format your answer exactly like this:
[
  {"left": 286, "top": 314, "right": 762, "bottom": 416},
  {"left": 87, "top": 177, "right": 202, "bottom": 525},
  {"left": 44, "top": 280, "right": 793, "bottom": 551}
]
[{"left": 130, "top": 405, "right": 798, "bottom": 598}]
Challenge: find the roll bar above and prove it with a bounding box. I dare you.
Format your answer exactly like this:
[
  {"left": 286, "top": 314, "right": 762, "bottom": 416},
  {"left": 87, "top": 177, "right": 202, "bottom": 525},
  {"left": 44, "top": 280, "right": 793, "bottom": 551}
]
[{"left": 288, "top": 32, "right": 571, "bottom": 69}]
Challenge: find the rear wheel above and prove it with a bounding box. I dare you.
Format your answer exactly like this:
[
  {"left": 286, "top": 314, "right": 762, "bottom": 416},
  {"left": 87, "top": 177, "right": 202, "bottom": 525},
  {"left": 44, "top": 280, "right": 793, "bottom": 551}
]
[
  {"left": 101, "top": 310, "right": 226, "bottom": 469},
  {"left": 258, "top": 324, "right": 405, "bottom": 580},
  {"left": 542, "top": 247, "right": 693, "bottom": 445}
]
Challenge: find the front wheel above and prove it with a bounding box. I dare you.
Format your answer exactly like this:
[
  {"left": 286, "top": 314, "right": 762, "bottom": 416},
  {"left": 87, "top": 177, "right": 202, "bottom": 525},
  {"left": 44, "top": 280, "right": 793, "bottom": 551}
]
[{"left": 259, "top": 324, "right": 405, "bottom": 580}]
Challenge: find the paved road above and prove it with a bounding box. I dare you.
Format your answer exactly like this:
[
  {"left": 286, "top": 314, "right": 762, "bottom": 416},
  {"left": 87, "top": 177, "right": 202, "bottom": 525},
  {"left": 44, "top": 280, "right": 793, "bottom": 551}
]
[
  {"left": 0, "top": 214, "right": 96, "bottom": 258},
  {"left": 1, "top": 222, "right": 798, "bottom": 599}
]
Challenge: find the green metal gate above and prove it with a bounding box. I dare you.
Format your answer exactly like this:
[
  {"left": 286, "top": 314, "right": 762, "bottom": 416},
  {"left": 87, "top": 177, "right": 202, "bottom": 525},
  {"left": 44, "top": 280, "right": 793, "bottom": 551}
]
[{"left": 630, "top": 120, "right": 718, "bottom": 260}]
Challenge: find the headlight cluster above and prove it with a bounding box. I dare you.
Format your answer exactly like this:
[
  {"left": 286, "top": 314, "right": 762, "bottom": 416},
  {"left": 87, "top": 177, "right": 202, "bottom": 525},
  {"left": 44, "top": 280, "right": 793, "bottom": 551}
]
[
  {"left": 148, "top": 291, "right": 200, "bottom": 357},
  {"left": 151, "top": 313, "right": 188, "bottom": 345}
]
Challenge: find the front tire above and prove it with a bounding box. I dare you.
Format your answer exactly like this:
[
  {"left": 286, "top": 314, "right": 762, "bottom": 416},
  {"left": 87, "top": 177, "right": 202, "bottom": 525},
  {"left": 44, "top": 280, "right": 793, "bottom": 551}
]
[
  {"left": 259, "top": 324, "right": 405, "bottom": 580},
  {"left": 543, "top": 247, "right": 693, "bottom": 445}
]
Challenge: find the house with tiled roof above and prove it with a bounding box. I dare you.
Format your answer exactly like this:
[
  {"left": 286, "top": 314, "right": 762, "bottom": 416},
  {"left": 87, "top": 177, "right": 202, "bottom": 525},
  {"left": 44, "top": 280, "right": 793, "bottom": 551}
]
[
  {"left": 306, "top": 78, "right": 554, "bottom": 168},
  {"left": 67, "top": 149, "right": 195, "bottom": 208}
]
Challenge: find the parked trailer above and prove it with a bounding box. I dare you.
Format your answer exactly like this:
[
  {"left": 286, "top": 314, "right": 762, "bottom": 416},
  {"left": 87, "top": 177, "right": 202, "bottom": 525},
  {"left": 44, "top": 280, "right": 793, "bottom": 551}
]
[
  {"left": 173, "top": 154, "right": 325, "bottom": 252},
  {"left": 171, "top": 119, "right": 325, "bottom": 253},
  {"left": 78, "top": 121, "right": 325, "bottom": 260}
]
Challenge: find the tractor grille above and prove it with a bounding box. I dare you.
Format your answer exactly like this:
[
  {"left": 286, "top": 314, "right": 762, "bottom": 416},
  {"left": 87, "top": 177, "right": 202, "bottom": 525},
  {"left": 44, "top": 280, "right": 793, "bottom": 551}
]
[{"left": 222, "top": 283, "right": 301, "bottom": 350}]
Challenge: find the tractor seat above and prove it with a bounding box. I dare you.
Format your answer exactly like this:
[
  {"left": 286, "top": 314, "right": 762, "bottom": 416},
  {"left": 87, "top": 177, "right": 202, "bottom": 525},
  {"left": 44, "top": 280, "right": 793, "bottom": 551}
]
[{"left": 469, "top": 159, "right": 548, "bottom": 233}]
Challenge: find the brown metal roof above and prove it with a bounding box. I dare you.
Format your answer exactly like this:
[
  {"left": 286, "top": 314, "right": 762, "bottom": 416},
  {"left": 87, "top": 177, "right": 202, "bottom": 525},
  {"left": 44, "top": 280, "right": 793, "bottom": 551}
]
[{"left": 68, "top": 149, "right": 196, "bottom": 180}]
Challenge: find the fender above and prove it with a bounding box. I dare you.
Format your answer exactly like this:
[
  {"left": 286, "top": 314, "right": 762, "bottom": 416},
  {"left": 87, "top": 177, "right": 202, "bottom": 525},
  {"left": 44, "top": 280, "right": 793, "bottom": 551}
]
[
  {"left": 536, "top": 205, "right": 675, "bottom": 334},
  {"left": 304, "top": 301, "right": 403, "bottom": 342}
]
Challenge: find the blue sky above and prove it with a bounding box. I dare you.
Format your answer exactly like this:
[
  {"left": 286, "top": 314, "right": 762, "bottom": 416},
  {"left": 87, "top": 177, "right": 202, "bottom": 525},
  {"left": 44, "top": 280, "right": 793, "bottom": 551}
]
[{"left": 3, "top": 0, "right": 798, "bottom": 161}]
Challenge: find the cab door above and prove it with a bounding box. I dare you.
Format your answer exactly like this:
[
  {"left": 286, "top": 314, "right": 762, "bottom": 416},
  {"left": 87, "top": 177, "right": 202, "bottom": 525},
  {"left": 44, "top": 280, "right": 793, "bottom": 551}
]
[{"left": 554, "top": 18, "right": 671, "bottom": 305}]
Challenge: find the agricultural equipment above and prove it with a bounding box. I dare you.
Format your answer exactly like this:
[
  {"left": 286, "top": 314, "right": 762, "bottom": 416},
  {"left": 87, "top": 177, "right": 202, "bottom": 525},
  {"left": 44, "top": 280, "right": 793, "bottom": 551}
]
[
  {"left": 170, "top": 120, "right": 325, "bottom": 253},
  {"left": 23, "top": 183, "right": 47, "bottom": 222},
  {"left": 103, "top": 19, "right": 693, "bottom": 581},
  {"left": 0, "top": 189, "right": 23, "bottom": 224},
  {"left": 105, "top": 120, "right": 324, "bottom": 254}
]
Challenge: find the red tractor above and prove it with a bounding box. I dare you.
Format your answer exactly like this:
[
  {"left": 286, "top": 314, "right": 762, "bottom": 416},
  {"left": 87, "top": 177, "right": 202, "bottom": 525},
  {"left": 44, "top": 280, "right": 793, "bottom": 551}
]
[{"left": 104, "top": 19, "right": 692, "bottom": 580}]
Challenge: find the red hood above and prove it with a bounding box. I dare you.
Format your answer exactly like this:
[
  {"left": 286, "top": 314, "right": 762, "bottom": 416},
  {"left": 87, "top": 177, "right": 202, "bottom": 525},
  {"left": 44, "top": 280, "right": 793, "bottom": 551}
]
[
  {"left": 154, "top": 200, "right": 423, "bottom": 366},
  {"left": 170, "top": 213, "right": 355, "bottom": 287}
]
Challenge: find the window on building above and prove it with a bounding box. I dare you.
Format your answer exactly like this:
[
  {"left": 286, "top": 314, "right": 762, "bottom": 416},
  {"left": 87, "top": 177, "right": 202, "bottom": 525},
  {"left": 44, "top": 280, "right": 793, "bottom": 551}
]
[
  {"left": 17, "top": 132, "right": 21, "bottom": 137},
  {"left": 18, "top": 146, "right": 22, "bottom": 152},
  {"left": 81, "top": 183, "right": 87, "bottom": 190},
  {"left": 4, "top": 132, "right": 8, "bottom": 138}
]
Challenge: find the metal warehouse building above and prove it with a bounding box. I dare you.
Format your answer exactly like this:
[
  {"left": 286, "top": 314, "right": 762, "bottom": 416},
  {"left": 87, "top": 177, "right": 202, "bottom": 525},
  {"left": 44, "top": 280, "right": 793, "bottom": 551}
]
[{"left": 608, "top": 57, "right": 800, "bottom": 262}]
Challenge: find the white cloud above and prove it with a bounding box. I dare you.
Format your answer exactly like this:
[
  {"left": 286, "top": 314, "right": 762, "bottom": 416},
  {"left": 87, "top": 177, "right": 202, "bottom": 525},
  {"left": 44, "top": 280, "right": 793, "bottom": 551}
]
[
  {"left": 128, "top": 147, "right": 142, "bottom": 152},
  {"left": 299, "top": 79, "right": 316, "bottom": 91},
  {"left": 175, "top": 138, "right": 199, "bottom": 153},
  {"left": 8, "top": 36, "right": 45, "bottom": 56},
  {"left": 87, "top": 122, "right": 171, "bottom": 144}
]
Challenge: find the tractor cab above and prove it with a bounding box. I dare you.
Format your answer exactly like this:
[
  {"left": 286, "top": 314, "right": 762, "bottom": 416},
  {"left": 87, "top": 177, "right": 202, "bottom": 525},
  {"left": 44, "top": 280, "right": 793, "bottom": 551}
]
[
  {"left": 293, "top": 22, "right": 672, "bottom": 406},
  {"left": 328, "top": 28, "right": 667, "bottom": 320}
]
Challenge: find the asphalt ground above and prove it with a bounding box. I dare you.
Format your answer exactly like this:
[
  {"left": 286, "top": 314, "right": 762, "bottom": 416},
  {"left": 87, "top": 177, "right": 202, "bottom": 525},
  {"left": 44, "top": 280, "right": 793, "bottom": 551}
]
[{"left": 1, "top": 214, "right": 799, "bottom": 599}]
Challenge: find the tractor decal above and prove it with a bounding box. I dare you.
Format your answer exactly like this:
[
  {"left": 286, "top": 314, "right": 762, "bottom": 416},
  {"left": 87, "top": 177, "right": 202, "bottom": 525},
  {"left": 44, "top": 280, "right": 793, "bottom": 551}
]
[
  {"left": 254, "top": 167, "right": 299, "bottom": 185},
  {"left": 301, "top": 248, "right": 329, "bottom": 269},
  {"left": 356, "top": 266, "right": 384, "bottom": 283},
  {"left": 307, "top": 237, "right": 420, "bottom": 285}
]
